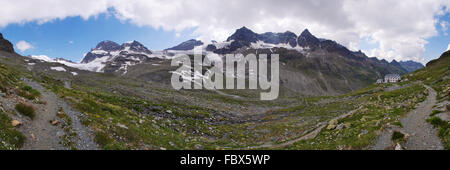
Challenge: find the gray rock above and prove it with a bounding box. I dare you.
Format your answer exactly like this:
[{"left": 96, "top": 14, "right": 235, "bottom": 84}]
[
  {"left": 361, "top": 129, "right": 368, "bottom": 135},
  {"left": 395, "top": 143, "right": 403, "bottom": 150},
  {"left": 335, "top": 123, "right": 345, "bottom": 130},
  {"left": 194, "top": 144, "right": 204, "bottom": 150}
]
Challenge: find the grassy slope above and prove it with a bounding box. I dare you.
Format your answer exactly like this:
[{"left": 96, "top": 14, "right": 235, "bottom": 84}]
[
  {"left": 409, "top": 51, "right": 450, "bottom": 149},
  {"left": 0, "top": 64, "right": 26, "bottom": 149}
]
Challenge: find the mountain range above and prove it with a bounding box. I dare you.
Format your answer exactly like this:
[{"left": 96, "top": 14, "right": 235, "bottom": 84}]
[{"left": 3, "top": 27, "right": 424, "bottom": 95}]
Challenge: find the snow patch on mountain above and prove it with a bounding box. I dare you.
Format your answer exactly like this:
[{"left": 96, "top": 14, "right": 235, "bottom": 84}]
[
  {"left": 250, "top": 41, "right": 304, "bottom": 52},
  {"left": 50, "top": 66, "right": 66, "bottom": 72},
  {"left": 30, "top": 55, "right": 54, "bottom": 62}
]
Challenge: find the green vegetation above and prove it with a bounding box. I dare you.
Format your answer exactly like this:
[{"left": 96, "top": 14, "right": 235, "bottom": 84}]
[
  {"left": 410, "top": 51, "right": 449, "bottom": 150},
  {"left": 56, "top": 108, "right": 77, "bottom": 150},
  {"left": 15, "top": 103, "right": 35, "bottom": 119},
  {"left": 0, "top": 64, "right": 19, "bottom": 94},
  {"left": 391, "top": 131, "right": 405, "bottom": 143},
  {"left": 287, "top": 84, "right": 426, "bottom": 149},
  {"left": 17, "top": 85, "right": 41, "bottom": 100},
  {"left": 0, "top": 52, "right": 446, "bottom": 150},
  {"left": 409, "top": 51, "right": 449, "bottom": 102},
  {"left": 0, "top": 111, "right": 25, "bottom": 150},
  {"left": 430, "top": 110, "right": 442, "bottom": 117},
  {"left": 426, "top": 116, "right": 450, "bottom": 150}
]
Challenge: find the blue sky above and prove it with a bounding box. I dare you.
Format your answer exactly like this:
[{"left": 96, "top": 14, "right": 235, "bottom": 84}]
[
  {"left": 0, "top": 1, "right": 449, "bottom": 64},
  {"left": 1, "top": 14, "right": 198, "bottom": 62}
]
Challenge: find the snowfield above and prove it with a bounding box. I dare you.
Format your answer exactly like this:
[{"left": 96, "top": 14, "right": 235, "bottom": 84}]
[{"left": 50, "top": 66, "right": 66, "bottom": 72}]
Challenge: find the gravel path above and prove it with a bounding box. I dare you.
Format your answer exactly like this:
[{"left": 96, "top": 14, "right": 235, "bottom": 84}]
[
  {"left": 372, "top": 85, "right": 443, "bottom": 150},
  {"left": 20, "top": 80, "right": 66, "bottom": 150},
  {"left": 21, "top": 79, "right": 98, "bottom": 150}
]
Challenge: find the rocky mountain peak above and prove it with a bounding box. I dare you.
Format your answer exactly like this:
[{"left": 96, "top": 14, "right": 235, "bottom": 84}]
[
  {"left": 122, "top": 40, "right": 152, "bottom": 54},
  {"left": 298, "top": 28, "right": 320, "bottom": 48},
  {"left": 0, "top": 32, "right": 14, "bottom": 53},
  {"left": 95, "top": 40, "right": 122, "bottom": 51},
  {"left": 165, "top": 39, "right": 203, "bottom": 51},
  {"left": 226, "top": 26, "right": 259, "bottom": 42}
]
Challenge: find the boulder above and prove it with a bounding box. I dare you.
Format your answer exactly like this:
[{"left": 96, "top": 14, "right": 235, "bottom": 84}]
[
  {"left": 395, "top": 143, "right": 403, "bottom": 150},
  {"left": 328, "top": 119, "right": 338, "bottom": 125},
  {"left": 51, "top": 120, "right": 59, "bottom": 125},
  {"left": 326, "top": 124, "right": 336, "bottom": 130},
  {"left": 335, "top": 123, "right": 345, "bottom": 130},
  {"left": 12, "top": 120, "right": 22, "bottom": 127}
]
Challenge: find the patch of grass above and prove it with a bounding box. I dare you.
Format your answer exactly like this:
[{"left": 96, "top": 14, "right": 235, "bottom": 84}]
[
  {"left": 426, "top": 116, "right": 450, "bottom": 150},
  {"left": 288, "top": 83, "right": 426, "bottom": 150},
  {"left": 427, "top": 116, "right": 447, "bottom": 127},
  {"left": 0, "top": 111, "right": 25, "bottom": 149},
  {"left": 57, "top": 109, "right": 78, "bottom": 150},
  {"left": 392, "top": 121, "right": 403, "bottom": 128},
  {"left": 430, "top": 110, "right": 442, "bottom": 117},
  {"left": 15, "top": 103, "right": 35, "bottom": 119},
  {"left": 17, "top": 85, "right": 41, "bottom": 100},
  {"left": 391, "top": 131, "right": 405, "bottom": 143}
]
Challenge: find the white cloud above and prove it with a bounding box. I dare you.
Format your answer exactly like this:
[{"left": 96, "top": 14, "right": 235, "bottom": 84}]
[
  {"left": 16, "top": 40, "right": 33, "bottom": 52},
  {"left": 447, "top": 44, "right": 450, "bottom": 51},
  {"left": 1, "top": 0, "right": 450, "bottom": 62},
  {"left": 69, "top": 40, "right": 74, "bottom": 44}
]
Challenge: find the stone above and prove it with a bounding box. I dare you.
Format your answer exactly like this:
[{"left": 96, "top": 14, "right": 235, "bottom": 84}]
[
  {"left": 375, "top": 120, "right": 381, "bottom": 126},
  {"left": 12, "top": 120, "right": 22, "bottom": 127},
  {"left": 326, "top": 124, "right": 336, "bottom": 130},
  {"left": 335, "top": 123, "right": 345, "bottom": 130},
  {"left": 328, "top": 119, "right": 338, "bottom": 125},
  {"left": 51, "top": 120, "right": 59, "bottom": 125},
  {"left": 395, "top": 143, "right": 403, "bottom": 150},
  {"left": 166, "top": 110, "right": 173, "bottom": 114},
  {"left": 117, "top": 123, "right": 128, "bottom": 129},
  {"left": 195, "top": 144, "right": 204, "bottom": 150},
  {"left": 361, "top": 129, "right": 368, "bottom": 135},
  {"left": 344, "top": 123, "right": 352, "bottom": 128}
]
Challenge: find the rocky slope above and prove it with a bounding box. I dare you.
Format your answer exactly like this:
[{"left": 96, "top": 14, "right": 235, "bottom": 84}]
[{"left": 0, "top": 33, "right": 14, "bottom": 53}]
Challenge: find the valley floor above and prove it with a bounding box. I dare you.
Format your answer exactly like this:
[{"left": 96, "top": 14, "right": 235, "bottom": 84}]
[{"left": 0, "top": 53, "right": 448, "bottom": 150}]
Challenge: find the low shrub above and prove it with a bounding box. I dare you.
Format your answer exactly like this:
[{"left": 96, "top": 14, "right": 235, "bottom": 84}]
[{"left": 15, "top": 103, "right": 35, "bottom": 119}]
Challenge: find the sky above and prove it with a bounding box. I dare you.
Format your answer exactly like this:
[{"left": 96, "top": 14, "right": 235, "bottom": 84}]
[{"left": 0, "top": 0, "right": 449, "bottom": 64}]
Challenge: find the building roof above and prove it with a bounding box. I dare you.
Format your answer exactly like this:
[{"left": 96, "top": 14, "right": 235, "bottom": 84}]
[{"left": 385, "top": 74, "right": 400, "bottom": 78}]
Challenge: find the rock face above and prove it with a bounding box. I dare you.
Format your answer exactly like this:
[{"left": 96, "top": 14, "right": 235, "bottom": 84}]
[
  {"left": 297, "top": 29, "right": 320, "bottom": 49},
  {"left": 165, "top": 39, "right": 203, "bottom": 51},
  {"left": 216, "top": 27, "right": 299, "bottom": 53},
  {"left": 258, "top": 31, "right": 298, "bottom": 47},
  {"left": 0, "top": 33, "right": 14, "bottom": 53}
]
